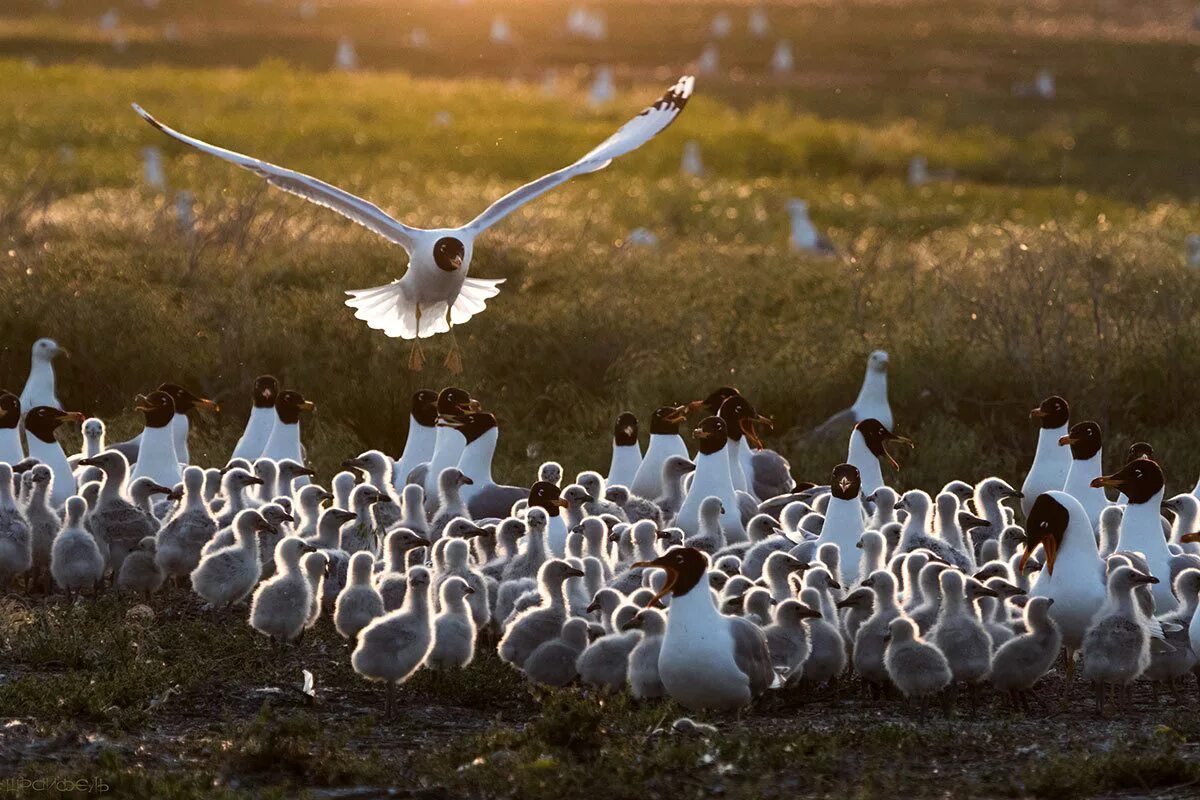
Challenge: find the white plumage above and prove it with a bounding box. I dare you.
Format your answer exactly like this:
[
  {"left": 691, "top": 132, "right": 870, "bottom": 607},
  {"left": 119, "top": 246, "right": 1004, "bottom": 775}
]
[{"left": 132, "top": 76, "right": 693, "bottom": 341}]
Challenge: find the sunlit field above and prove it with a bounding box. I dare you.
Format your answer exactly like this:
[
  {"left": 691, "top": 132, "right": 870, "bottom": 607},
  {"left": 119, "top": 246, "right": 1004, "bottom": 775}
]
[{"left": 2, "top": 1, "right": 1200, "bottom": 797}]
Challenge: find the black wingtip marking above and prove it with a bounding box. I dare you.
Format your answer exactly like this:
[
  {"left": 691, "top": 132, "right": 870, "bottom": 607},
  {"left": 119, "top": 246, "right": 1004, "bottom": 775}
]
[
  {"left": 135, "top": 108, "right": 168, "bottom": 135},
  {"left": 641, "top": 76, "right": 695, "bottom": 119}
]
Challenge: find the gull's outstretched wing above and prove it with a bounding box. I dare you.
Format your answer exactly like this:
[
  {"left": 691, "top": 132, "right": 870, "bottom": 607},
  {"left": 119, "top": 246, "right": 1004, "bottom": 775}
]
[
  {"left": 132, "top": 104, "right": 421, "bottom": 252},
  {"left": 464, "top": 75, "right": 694, "bottom": 235}
]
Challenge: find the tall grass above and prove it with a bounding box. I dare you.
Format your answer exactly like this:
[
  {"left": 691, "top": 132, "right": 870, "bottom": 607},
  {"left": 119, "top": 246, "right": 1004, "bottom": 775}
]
[{"left": 0, "top": 62, "right": 1197, "bottom": 495}]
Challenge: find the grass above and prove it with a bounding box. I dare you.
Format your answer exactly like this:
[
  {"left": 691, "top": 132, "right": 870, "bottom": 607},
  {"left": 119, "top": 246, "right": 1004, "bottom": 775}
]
[
  {"left": 1, "top": 2, "right": 1200, "bottom": 794},
  {"left": 0, "top": 54, "right": 1197, "bottom": 492},
  {"left": 5, "top": 593, "right": 1200, "bottom": 799}
]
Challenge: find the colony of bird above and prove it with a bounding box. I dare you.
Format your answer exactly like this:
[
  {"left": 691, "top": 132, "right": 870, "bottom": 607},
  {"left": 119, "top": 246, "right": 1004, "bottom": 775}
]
[{"left": 5, "top": 340, "right": 1200, "bottom": 718}]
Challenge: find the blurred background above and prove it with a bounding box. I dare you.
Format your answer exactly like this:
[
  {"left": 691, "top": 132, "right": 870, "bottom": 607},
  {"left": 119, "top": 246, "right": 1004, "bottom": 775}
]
[{"left": 1, "top": 0, "right": 1198, "bottom": 490}]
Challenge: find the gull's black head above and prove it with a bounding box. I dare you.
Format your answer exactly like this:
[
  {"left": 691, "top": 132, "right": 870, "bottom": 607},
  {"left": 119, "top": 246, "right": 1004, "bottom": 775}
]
[
  {"left": 434, "top": 237, "right": 466, "bottom": 272},
  {"left": 633, "top": 547, "right": 709, "bottom": 600},
  {"left": 136, "top": 391, "right": 176, "bottom": 428},
  {"left": 25, "top": 406, "right": 84, "bottom": 443},
  {"left": 252, "top": 375, "right": 279, "bottom": 409},
  {"left": 0, "top": 392, "right": 20, "bottom": 429},
  {"left": 1030, "top": 395, "right": 1069, "bottom": 429},
  {"left": 443, "top": 411, "right": 498, "bottom": 444},
  {"left": 276, "top": 390, "right": 315, "bottom": 425},
  {"left": 717, "top": 395, "right": 752, "bottom": 442},
  {"left": 411, "top": 389, "right": 438, "bottom": 426},
  {"left": 1127, "top": 441, "right": 1154, "bottom": 462},
  {"left": 854, "top": 418, "right": 914, "bottom": 469},
  {"left": 718, "top": 395, "right": 772, "bottom": 449},
  {"left": 1060, "top": 421, "right": 1102, "bottom": 461},
  {"left": 1021, "top": 494, "right": 1070, "bottom": 576},
  {"left": 613, "top": 412, "right": 638, "bottom": 446},
  {"left": 830, "top": 463, "right": 862, "bottom": 501},
  {"left": 693, "top": 416, "right": 728, "bottom": 456},
  {"left": 1093, "top": 459, "right": 1164, "bottom": 505},
  {"left": 649, "top": 405, "right": 688, "bottom": 435},
  {"left": 528, "top": 480, "right": 568, "bottom": 516},
  {"left": 691, "top": 386, "right": 740, "bottom": 416},
  {"left": 437, "top": 386, "right": 475, "bottom": 417},
  {"left": 158, "top": 383, "right": 216, "bottom": 415}
]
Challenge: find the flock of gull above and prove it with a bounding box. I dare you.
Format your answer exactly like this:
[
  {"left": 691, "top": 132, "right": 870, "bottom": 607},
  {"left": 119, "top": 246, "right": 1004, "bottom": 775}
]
[{"left": 4, "top": 340, "right": 1200, "bottom": 717}]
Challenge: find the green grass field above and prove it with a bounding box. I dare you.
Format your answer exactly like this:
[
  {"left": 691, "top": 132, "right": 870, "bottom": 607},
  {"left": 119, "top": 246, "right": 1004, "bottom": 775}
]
[{"left": 2, "top": 1, "right": 1200, "bottom": 796}]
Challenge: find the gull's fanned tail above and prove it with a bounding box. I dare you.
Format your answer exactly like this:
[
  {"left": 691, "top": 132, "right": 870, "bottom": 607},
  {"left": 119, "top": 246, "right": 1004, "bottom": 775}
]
[
  {"left": 451, "top": 277, "right": 505, "bottom": 325},
  {"left": 344, "top": 278, "right": 504, "bottom": 340}
]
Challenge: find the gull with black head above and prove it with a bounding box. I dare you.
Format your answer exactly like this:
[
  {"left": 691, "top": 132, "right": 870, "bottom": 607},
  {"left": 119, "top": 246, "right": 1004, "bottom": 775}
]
[
  {"left": 133, "top": 77, "right": 694, "bottom": 370},
  {"left": 232, "top": 375, "right": 280, "bottom": 462},
  {"left": 634, "top": 546, "right": 772, "bottom": 710}
]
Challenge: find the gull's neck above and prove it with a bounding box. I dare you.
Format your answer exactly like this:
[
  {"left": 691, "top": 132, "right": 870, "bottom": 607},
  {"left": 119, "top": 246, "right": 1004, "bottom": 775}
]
[
  {"left": 396, "top": 416, "right": 436, "bottom": 486},
  {"left": 1118, "top": 489, "right": 1170, "bottom": 558},
  {"left": 171, "top": 413, "right": 190, "bottom": 463},
  {"left": 458, "top": 429, "right": 498, "bottom": 488},
  {"left": 26, "top": 358, "right": 56, "bottom": 399},
  {"left": 853, "top": 367, "right": 887, "bottom": 412}
]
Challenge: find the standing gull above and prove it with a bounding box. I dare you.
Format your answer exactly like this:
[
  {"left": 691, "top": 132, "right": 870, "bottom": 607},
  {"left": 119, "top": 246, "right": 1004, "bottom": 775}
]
[
  {"left": 630, "top": 405, "right": 689, "bottom": 501},
  {"left": 128, "top": 391, "right": 183, "bottom": 487},
  {"left": 787, "top": 199, "right": 835, "bottom": 254},
  {"left": 20, "top": 338, "right": 67, "bottom": 415},
  {"left": 1021, "top": 395, "right": 1071, "bottom": 516},
  {"left": 635, "top": 547, "right": 772, "bottom": 710},
  {"left": 606, "top": 412, "right": 642, "bottom": 490},
  {"left": 261, "top": 389, "right": 315, "bottom": 463},
  {"left": 1059, "top": 421, "right": 1109, "bottom": 529},
  {"left": 846, "top": 418, "right": 912, "bottom": 496},
  {"left": 231, "top": 375, "right": 279, "bottom": 462},
  {"left": 110, "top": 383, "right": 216, "bottom": 466},
  {"left": 393, "top": 389, "right": 438, "bottom": 489},
  {"left": 715, "top": 394, "right": 773, "bottom": 498},
  {"left": 0, "top": 463, "right": 31, "bottom": 590},
  {"left": 527, "top": 481, "right": 571, "bottom": 558},
  {"left": 448, "top": 412, "right": 526, "bottom": 519},
  {"left": 814, "top": 464, "right": 867, "bottom": 586},
  {"left": 133, "top": 76, "right": 694, "bottom": 369},
  {"left": 808, "top": 351, "right": 892, "bottom": 439},
  {"left": 352, "top": 566, "right": 435, "bottom": 717},
  {"left": 1020, "top": 491, "right": 1107, "bottom": 676},
  {"left": 157, "top": 383, "right": 217, "bottom": 465},
  {"left": 675, "top": 417, "right": 745, "bottom": 543},
  {"left": 23, "top": 407, "right": 82, "bottom": 507},
  {"left": 1094, "top": 458, "right": 1176, "bottom": 613},
  {"left": 422, "top": 387, "right": 477, "bottom": 508}
]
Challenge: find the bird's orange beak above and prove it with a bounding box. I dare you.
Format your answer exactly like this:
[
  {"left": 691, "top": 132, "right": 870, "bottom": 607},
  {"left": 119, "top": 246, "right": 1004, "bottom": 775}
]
[
  {"left": 1019, "top": 535, "right": 1057, "bottom": 576},
  {"left": 663, "top": 405, "right": 689, "bottom": 424},
  {"left": 632, "top": 558, "right": 677, "bottom": 607}
]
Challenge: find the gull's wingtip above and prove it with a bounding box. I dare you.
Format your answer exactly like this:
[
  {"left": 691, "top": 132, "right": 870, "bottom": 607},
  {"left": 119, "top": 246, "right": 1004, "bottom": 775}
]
[{"left": 131, "top": 103, "right": 166, "bottom": 132}]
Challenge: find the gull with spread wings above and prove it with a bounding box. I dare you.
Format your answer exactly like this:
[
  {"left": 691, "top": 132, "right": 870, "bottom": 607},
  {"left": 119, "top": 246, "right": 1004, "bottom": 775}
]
[{"left": 132, "top": 76, "right": 694, "bottom": 370}]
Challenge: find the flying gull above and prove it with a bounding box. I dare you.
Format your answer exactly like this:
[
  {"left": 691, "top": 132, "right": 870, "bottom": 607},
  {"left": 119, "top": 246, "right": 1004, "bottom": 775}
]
[{"left": 132, "top": 76, "right": 694, "bottom": 370}]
